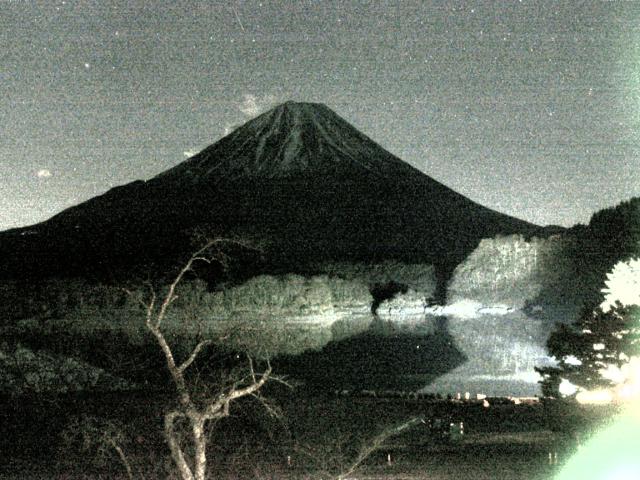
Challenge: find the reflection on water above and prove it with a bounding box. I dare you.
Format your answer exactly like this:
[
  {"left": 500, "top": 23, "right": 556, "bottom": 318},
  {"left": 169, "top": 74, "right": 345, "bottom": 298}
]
[
  {"left": 275, "top": 321, "right": 466, "bottom": 391},
  {"left": 276, "top": 308, "right": 554, "bottom": 396},
  {"left": 421, "top": 310, "right": 555, "bottom": 396}
]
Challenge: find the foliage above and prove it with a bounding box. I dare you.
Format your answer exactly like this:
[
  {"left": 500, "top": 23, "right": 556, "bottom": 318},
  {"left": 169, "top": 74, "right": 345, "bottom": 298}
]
[
  {"left": 449, "top": 199, "right": 639, "bottom": 313},
  {"left": 447, "top": 234, "right": 569, "bottom": 306},
  {"left": 601, "top": 257, "right": 640, "bottom": 311},
  {"left": 0, "top": 278, "right": 131, "bottom": 326},
  {"left": 588, "top": 197, "right": 640, "bottom": 264},
  {"left": 5, "top": 271, "right": 372, "bottom": 368},
  {"left": 0, "top": 342, "right": 133, "bottom": 395},
  {"left": 536, "top": 253, "right": 640, "bottom": 396},
  {"left": 572, "top": 197, "right": 640, "bottom": 308},
  {"left": 319, "top": 260, "right": 437, "bottom": 295},
  {"left": 162, "top": 274, "right": 370, "bottom": 357},
  {"left": 536, "top": 302, "right": 640, "bottom": 395}
]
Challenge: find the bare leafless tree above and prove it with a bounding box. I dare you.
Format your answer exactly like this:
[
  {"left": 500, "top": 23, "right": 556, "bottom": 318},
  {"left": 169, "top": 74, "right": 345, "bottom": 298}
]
[
  {"left": 336, "top": 416, "right": 424, "bottom": 480},
  {"left": 127, "top": 239, "right": 277, "bottom": 480},
  {"left": 293, "top": 416, "right": 425, "bottom": 480}
]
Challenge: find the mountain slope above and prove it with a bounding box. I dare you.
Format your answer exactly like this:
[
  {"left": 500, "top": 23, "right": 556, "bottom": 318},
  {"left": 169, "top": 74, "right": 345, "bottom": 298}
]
[
  {"left": 0, "top": 101, "right": 542, "bottom": 285},
  {"left": 156, "top": 101, "right": 420, "bottom": 181}
]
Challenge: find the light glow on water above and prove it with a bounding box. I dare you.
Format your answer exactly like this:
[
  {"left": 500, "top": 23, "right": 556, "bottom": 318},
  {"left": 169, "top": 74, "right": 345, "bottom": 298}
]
[{"left": 427, "top": 299, "right": 513, "bottom": 319}]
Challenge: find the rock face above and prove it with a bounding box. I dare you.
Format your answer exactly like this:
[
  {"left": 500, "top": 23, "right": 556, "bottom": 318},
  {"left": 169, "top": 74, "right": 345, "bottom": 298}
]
[{"left": 447, "top": 234, "right": 571, "bottom": 309}]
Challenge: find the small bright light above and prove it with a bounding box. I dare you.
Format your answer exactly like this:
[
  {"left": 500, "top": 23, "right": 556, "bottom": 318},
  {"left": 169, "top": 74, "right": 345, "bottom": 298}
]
[
  {"left": 564, "top": 355, "right": 582, "bottom": 366},
  {"left": 600, "top": 364, "right": 626, "bottom": 384},
  {"left": 559, "top": 378, "right": 578, "bottom": 396},
  {"left": 593, "top": 343, "right": 605, "bottom": 351},
  {"left": 558, "top": 378, "right": 578, "bottom": 397},
  {"left": 576, "top": 389, "right": 613, "bottom": 405}
]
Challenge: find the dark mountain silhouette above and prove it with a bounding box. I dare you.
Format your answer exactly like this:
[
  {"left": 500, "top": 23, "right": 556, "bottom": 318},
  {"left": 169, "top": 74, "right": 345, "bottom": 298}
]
[{"left": 0, "top": 101, "right": 543, "bottom": 289}]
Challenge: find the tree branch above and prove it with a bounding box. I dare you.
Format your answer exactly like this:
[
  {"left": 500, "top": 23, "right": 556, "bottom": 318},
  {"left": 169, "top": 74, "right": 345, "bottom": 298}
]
[
  {"left": 248, "top": 357, "right": 256, "bottom": 383},
  {"left": 156, "top": 241, "right": 217, "bottom": 329},
  {"left": 128, "top": 238, "right": 272, "bottom": 480},
  {"left": 337, "top": 416, "right": 424, "bottom": 480},
  {"left": 265, "top": 373, "right": 293, "bottom": 389},
  {"left": 178, "top": 340, "right": 213, "bottom": 374},
  {"left": 107, "top": 438, "right": 135, "bottom": 480},
  {"left": 224, "top": 364, "right": 272, "bottom": 404},
  {"left": 204, "top": 362, "right": 273, "bottom": 420},
  {"left": 123, "top": 286, "right": 156, "bottom": 326},
  {"left": 250, "top": 392, "right": 283, "bottom": 420},
  {"left": 147, "top": 323, "right": 190, "bottom": 406}
]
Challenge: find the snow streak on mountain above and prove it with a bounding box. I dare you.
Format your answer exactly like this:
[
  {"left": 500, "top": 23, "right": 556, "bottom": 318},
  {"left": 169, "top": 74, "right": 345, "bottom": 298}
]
[{"left": 157, "top": 101, "right": 420, "bottom": 182}]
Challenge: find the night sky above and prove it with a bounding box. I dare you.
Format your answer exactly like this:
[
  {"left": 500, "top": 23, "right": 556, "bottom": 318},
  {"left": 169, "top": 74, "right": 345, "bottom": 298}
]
[{"left": 2, "top": 0, "right": 639, "bottom": 231}]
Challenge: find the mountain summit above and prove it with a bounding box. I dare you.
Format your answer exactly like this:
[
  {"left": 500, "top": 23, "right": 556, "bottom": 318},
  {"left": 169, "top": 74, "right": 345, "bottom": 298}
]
[
  {"left": 1, "top": 101, "right": 541, "bottom": 284},
  {"left": 157, "top": 101, "right": 419, "bottom": 181}
]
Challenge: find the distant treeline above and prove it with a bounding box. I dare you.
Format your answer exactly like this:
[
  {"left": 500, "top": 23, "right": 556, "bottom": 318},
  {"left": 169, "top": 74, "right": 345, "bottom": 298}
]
[{"left": 448, "top": 197, "right": 640, "bottom": 321}]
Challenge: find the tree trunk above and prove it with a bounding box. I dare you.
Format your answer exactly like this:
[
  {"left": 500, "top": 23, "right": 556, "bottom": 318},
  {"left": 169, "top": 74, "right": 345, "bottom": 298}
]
[
  {"left": 193, "top": 416, "right": 208, "bottom": 480},
  {"left": 165, "top": 411, "right": 195, "bottom": 480}
]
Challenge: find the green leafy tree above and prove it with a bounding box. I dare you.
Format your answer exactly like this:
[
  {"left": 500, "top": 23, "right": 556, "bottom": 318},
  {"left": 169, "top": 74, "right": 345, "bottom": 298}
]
[
  {"left": 537, "top": 252, "right": 640, "bottom": 398},
  {"left": 537, "top": 302, "right": 640, "bottom": 396}
]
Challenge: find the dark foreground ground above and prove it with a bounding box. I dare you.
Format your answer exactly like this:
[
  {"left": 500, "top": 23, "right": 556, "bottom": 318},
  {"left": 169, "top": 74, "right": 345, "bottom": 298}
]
[
  {"left": 0, "top": 390, "right": 617, "bottom": 479},
  {"left": 1, "top": 438, "right": 563, "bottom": 480}
]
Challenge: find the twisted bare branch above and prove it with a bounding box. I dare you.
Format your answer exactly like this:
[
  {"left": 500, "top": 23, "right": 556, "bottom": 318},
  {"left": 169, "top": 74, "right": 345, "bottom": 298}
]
[
  {"left": 337, "top": 416, "right": 424, "bottom": 480},
  {"left": 125, "top": 238, "right": 274, "bottom": 480},
  {"left": 178, "top": 340, "right": 213, "bottom": 374}
]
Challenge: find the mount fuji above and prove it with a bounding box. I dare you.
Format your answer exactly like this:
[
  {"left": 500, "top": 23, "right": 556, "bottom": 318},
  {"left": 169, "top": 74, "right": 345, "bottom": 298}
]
[{"left": 1, "top": 101, "right": 541, "bottom": 284}]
